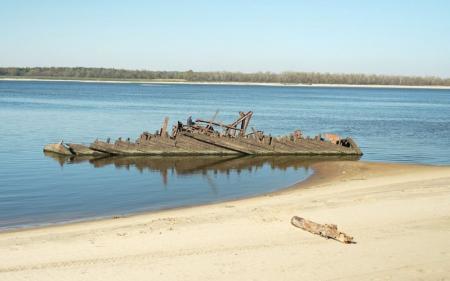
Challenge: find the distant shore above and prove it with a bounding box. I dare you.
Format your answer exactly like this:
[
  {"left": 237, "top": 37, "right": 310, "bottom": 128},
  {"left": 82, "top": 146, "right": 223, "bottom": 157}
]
[
  {"left": 1, "top": 161, "right": 449, "bottom": 280},
  {"left": 2, "top": 77, "right": 450, "bottom": 90}
]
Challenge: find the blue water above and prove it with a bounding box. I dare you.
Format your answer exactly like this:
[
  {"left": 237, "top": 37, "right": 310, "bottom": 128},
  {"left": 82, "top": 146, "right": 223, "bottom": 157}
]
[{"left": 0, "top": 81, "right": 449, "bottom": 230}]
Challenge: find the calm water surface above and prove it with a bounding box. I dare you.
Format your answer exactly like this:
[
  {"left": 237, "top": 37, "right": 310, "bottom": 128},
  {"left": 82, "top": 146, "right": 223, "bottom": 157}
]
[{"left": 0, "top": 81, "right": 449, "bottom": 230}]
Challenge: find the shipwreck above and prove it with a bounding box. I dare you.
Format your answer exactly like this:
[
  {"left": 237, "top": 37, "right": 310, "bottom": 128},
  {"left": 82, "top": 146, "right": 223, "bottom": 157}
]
[{"left": 43, "top": 111, "right": 363, "bottom": 156}]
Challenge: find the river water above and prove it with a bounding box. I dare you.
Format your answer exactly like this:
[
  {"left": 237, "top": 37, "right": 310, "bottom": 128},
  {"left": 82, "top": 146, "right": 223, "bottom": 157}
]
[{"left": 0, "top": 81, "right": 449, "bottom": 230}]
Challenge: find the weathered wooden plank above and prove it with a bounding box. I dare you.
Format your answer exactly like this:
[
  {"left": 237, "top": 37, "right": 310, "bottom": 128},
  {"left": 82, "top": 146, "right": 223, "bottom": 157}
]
[
  {"left": 182, "top": 132, "right": 253, "bottom": 154},
  {"left": 90, "top": 140, "right": 123, "bottom": 155},
  {"left": 173, "top": 135, "right": 239, "bottom": 154},
  {"left": 67, "top": 143, "right": 106, "bottom": 156},
  {"left": 43, "top": 143, "right": 73, "bottom": 156}
]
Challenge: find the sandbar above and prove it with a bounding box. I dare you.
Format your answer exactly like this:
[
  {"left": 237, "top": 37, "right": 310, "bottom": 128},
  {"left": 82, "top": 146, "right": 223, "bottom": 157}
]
[{"left": 0, "top": 161, "right": 449, "bottom": 280}]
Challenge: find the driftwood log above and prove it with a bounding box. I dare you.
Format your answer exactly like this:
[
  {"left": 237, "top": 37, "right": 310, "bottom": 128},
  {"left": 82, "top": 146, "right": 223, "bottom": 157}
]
[{"left": 291, "top": 216, "right": 354, "bottom": 244}]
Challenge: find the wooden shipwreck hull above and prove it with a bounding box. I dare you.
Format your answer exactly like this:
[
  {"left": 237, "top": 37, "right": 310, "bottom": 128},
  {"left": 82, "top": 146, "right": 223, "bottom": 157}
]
[{"left": 44, "top": 111, "right": 363, "bottom": 156}]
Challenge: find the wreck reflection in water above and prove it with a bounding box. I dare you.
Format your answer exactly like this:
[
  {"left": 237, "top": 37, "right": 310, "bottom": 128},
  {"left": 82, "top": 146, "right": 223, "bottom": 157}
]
[{"left": 45, "top": 153, "right": 360, "bottom": 187}]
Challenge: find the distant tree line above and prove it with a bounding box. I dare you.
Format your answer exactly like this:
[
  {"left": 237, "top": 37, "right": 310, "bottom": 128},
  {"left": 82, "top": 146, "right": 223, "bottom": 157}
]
[{"left": 1, "top": 67, "right": 449, "bottom": 86}]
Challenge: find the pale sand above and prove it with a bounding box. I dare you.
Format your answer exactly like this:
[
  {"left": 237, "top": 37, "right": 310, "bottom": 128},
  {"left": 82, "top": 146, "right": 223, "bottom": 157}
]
[
  {"left": 1, "top": 161, "right": 449, "bottom": 280},
  {"left": 2, "top": 77, "right": 450, "bottom": 89}
]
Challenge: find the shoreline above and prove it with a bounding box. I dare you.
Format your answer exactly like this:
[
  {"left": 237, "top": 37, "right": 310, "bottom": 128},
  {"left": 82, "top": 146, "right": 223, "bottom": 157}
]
[
  {"left": 1, "top": 161, "right": 449, "bottom": 280},
  {"left": 0, "top": 165, "right": 315, "bottom": 234},
  {"left": 2, "top": 77, "right": 450, "bottom": 90},
  {"left": 0, "top": 171, "right": 312, "bottom": 234}
]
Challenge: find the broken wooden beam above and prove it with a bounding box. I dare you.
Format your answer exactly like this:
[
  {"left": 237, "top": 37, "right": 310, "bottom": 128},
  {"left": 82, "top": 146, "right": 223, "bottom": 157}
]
[
  {"left": 43, "top": 142, "right": 73, "bottom": 156},
  {"left": 290, "top": 216, "right": 354, "bottom": 244},
  {"left": 195, "top": 119, "right": 243, "bottom": 131},
  {"left": 240, "top": 111, "right": 252, "bottom": 136},
  {"left": 228, "top": 111, "right": 253, "bottom": 128},
  {"left": 160, "top": 116, "right": 169, "bottom": 137}
]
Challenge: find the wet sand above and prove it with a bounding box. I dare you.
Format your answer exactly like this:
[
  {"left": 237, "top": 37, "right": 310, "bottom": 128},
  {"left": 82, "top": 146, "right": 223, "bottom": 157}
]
[{"left": 0, "top": 161, "right": 449, "bottom": 280}]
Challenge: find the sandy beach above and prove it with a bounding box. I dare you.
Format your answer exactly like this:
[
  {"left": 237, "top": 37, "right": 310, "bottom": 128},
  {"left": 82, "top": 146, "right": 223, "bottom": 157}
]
[
  {"left": 0, "top": 161, "right": 449, "bottom": 280},
  {"left": 2, "top": 77, "right": 450, "bottom": 90}
]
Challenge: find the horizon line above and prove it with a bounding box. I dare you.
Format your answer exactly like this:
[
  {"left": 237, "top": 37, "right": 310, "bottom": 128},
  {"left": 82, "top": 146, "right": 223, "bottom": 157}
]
[{"left": 1, "top": 66, "right": 450, "bottom": 79}]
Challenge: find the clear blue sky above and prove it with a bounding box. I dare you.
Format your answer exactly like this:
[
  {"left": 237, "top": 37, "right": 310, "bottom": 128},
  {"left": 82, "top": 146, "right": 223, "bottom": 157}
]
[{"left": 2, "top": 0, "right": 450, "bottom": 77}]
